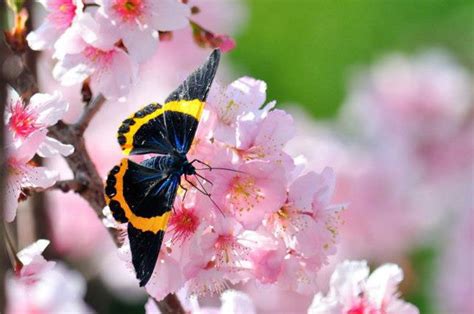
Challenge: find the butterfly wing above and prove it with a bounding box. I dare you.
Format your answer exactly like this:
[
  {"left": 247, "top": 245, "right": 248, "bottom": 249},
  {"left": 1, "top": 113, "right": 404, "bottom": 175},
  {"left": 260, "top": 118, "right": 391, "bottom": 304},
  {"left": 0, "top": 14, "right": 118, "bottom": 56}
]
[
  {"left": 105, "top": 156, "right": 180, "bottom": 286},
  {"left": 117, "top": 49, "right": 221, "bottom": 155}
]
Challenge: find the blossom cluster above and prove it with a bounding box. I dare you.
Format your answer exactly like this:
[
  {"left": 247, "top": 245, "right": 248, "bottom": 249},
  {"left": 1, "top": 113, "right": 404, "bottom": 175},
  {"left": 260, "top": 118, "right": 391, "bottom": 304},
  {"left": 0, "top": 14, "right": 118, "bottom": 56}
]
[
  {"left": 3, "top": 88, "right": 72, "bottom": 223},
  {"left": 105, "top": 76, "right": 345, "bottom": 300},
  {"left": 5, "top": 240, "right": 90, "bottom": 313},
  {"left": 308, "top": 260, "right": 419, "bottom": 314},
  {"left": 27, "top": 0, "right": 235, "bottom": 100}
]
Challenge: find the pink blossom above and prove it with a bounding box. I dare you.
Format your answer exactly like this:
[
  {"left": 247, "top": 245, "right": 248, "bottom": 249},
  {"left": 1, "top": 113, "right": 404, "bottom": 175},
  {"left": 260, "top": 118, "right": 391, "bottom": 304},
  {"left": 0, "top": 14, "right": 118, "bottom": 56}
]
[
  {"left": 27, "top": 0, "right": 83, "bottom": 50},
  {"left": 99, "top": 0, "right": 190, "bottom": 63},
  {"left": 15, "top": 240, "right": 56, "bottom": 284},
  {"left": 207, "top": 77, "right": 268, "bottom": 145},
  {"left": 210, "top": 161, "right": 287, "bottom": 230},
  {"left": 5, "top": 131, "right": 57, "bottom": 222},
  {"left": 308, "top": 260, "right": 419, "bottom": 314},
  {"left": 6, "top": 240, "right": 91, "bottom": 314},
  {"left": 53, "top": 14, "right": 138, "bottom": 99},
  {"left": 267, "top": 168, "right": 344, "bottom": 268},
  {"left": 437, "top": 206, "right": 474, "bottom": 314},
  {"left": 6, "top": 88, "right": 74, "bottom": 157},
  {"left": 342, "top": 51, "right": 473, "bottom": 181}
]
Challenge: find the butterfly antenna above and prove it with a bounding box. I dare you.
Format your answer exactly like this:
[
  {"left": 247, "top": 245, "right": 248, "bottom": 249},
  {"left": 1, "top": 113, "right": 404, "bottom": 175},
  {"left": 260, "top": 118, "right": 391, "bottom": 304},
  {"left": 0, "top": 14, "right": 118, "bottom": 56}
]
[
  {"left": 197, "top": 167, "right": 247, "bottom": 174},
  {"left": 179, "top": 183, "right": 189, "bottom": 207},
  {"left": 185, "top": 175, "right": 224, "bottom": 216},
  {"left": 195, "top": 172, "right": 213, "bottom": 185}
]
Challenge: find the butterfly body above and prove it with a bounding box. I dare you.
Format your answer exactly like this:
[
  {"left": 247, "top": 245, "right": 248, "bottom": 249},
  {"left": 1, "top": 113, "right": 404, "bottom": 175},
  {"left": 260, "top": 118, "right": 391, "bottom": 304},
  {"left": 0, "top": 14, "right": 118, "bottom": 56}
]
[{"left": 105, "top": 50, "right": 220, "bottom": 286}]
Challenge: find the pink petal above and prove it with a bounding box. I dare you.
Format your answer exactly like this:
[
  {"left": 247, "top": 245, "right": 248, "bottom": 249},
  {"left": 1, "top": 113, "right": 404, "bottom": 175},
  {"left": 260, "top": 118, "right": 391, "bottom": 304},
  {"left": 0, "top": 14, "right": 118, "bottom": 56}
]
[{"left": 150, "top": 0, "right": 190, "bottom": 31}]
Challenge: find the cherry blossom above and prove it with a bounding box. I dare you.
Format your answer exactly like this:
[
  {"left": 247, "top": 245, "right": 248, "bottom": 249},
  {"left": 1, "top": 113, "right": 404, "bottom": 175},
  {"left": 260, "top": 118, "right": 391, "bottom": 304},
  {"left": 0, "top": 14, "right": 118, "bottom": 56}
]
[
  {"left": 6, "top": 88, "right": 74, "bottom": 157},
  {"left": 53, "top": 14, "right": 138, "bottom": 99},
  {"left": 27, "top": 0, "right": 83, "bottom": 50},
  {"left": 5, "top": 240, "right": 91, "bottom": 314},
  {"left": 5, "top": 131, "right": 57, "bottom": 222},
  {"left": 207, "top": 77, "right": 268, "bottom": 145},
  {"left": 99, "top": 0, "right": 190, "bottom": 62},
  {"left": 308, "top": 260, "right": 419, "bottom": 314}
]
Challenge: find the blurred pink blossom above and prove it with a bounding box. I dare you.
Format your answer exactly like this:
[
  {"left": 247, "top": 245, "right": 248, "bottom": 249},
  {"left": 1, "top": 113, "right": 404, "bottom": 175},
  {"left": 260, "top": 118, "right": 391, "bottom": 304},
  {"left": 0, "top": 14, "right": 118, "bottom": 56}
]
[
  {"left": 437, "top": 206, "right": 474, "bottom": 314},
  {"left": 5, "top": 240, "right": 91, "bottom": 313},
  {"left": 308, "top": 260, "right": 419, "bottom": 314},
  {"left": 342, "top": 51, "right": 473, "bottom": 182}
]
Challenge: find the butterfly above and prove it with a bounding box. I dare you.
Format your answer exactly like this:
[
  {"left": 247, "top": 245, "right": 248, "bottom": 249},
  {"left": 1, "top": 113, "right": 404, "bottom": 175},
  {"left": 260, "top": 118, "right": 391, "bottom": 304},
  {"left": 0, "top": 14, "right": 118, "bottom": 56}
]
[{"left": 104, "top": 49, "right": 221, "bottom": 286}]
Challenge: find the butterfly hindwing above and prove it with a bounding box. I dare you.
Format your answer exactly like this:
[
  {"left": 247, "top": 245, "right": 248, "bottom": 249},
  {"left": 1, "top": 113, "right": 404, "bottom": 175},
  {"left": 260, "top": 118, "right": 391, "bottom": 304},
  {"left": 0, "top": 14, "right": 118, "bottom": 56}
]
[
  {"left": 117, "top": 49, "right": 220, "bottom": 156},
  {"left": 128, "top": 223, "right": 165, "bottom": 287},
  {"left": 105, "top": 157, "right": 179, "bottom": 232}
]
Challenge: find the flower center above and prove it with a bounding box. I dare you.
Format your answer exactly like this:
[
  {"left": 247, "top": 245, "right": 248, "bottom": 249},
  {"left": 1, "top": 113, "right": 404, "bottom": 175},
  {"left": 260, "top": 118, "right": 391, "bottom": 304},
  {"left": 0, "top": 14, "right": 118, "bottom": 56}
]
[
  {"left": 83, "top": 46, "right": 116, "bottom": 66},
  {"left": 168, "top": 207, "right": 199, "bottom": 243},
  {"left": 113, "top": 0, "right": 144, "bottom": 22},
  {"left": 9, "top": 101, "right": 39, "bottom": 138},
  {"left": 229, "top": 175, "right": 264, "bottom": 212}
]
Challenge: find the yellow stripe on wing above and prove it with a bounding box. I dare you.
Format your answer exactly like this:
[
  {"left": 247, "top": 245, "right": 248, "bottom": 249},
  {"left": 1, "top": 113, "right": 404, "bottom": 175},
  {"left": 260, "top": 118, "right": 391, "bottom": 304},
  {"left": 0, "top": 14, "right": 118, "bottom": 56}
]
[
  {"left": 105, "top": 158, "right": 172, "bottom": 234},
  {"left": 119, "top": 100, "right": 204, "bottom": 155}
]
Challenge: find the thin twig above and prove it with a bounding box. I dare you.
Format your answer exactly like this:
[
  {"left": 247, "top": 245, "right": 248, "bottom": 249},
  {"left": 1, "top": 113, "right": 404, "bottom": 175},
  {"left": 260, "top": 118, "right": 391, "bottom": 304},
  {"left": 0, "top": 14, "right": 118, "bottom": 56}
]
[
  {"left": 25, "top": 179, "right": 87, "bottom": 194},
  {"left": 74, "top": 93, "right": 106, "bottom": 135}
]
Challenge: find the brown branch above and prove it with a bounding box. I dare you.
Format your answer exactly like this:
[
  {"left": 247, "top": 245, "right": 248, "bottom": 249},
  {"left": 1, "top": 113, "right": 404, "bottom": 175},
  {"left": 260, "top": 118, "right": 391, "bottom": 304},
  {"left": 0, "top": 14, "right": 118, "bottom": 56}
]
[
  {"left": 74, "top": 93, "right": 106, "bottom": 135},
  {"left": 156, "top": 294, "right": 186, "bottom": 314}
]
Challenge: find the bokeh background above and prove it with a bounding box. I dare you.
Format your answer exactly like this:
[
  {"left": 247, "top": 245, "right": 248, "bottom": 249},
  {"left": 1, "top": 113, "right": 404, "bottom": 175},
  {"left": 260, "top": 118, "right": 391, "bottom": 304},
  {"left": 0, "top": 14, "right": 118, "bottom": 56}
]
[
  {"left": 229, "top": 1, "right": 473, "bottom": 313},
  {"left": 4, "top": 0, "right": 473, "bottom": 313}
]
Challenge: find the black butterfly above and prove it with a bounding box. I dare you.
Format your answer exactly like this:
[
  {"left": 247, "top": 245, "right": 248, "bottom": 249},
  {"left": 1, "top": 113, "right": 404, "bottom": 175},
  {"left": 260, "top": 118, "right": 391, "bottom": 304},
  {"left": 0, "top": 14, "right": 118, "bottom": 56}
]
[{"left": 104, "top": 50, "right": 220, "bottom": 286}]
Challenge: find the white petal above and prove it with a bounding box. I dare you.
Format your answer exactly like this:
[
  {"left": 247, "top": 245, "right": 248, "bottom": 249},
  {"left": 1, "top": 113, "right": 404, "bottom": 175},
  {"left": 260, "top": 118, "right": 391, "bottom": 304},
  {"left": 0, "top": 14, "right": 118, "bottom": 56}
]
[
  {"left": 308, "top": 293, "right": 342, "bottom": 314},
  {"left": 366, "top": 263, "right": 403, "bottom": 307},
  {"left": 219, "top": 290, "right": 256, "bottom": 314},
  {"left": 22, "top": 166, "right": 57, "bottom": 189},
  {"left": 122, "top": 28, "right": 158, "bottom": 63},
  {"left": 27, "top": 21, "right": 62, "bottom": 50},
  {"left": 11, "top": 130, "right": 47, "bottom": 163},
  {"left": 37, "top": 136, "right": 74, "bottom": 157},
  {"left": 4, "top": 176, "right": 22, "bottom": 222},
  {"left": 17, "top": 239, "right": 50, "bottom": 265},
  {"left": 329, "top": 260, "right": 369, "bottom": 303},
  {"left": 145, "top": 298, "right": 162, "bottom": 314},
  {"left": 29, "top": 92, "right": 69, "bottom": 126},
  {"left": 91, "top": 50, "right": 136, "bottom": 99},
  {"left": 150, "top": 0, "right": 190, "bottom": 31},
  {"left": 53, "top": 54, "right": 94, "bottom": 86},
  {"left": 53, "top": 25, "right": 86, "bottom": 59}
]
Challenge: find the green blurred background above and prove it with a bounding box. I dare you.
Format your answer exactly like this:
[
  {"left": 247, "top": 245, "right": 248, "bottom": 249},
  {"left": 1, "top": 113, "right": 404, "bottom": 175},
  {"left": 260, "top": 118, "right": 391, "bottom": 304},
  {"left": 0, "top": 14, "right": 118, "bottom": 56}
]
[
  {"left": 229, "top": 1, "right": 474, "bottom": 312},
  {"left": 230, "top": 0, "right": 474, "bottom": 118}
]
